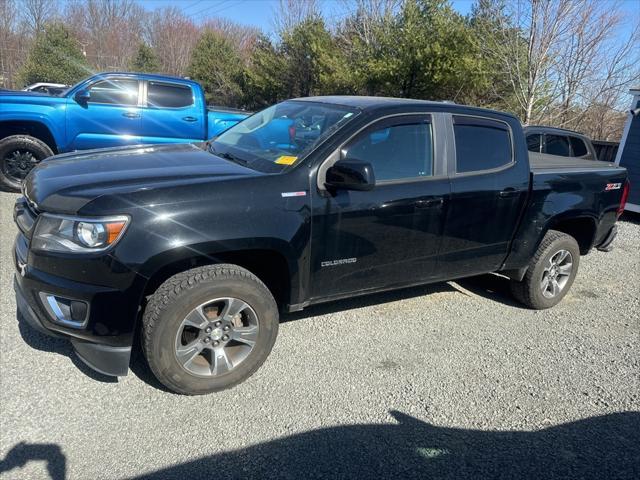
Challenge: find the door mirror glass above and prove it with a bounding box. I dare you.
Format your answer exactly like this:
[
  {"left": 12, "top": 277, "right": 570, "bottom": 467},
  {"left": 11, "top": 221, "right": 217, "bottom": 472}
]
[
  {"left": 74, "top": 88, "right": 90, "bottom": 103},
  {"left": 325, "top": 160, "right": 375, "bottom": 191}
]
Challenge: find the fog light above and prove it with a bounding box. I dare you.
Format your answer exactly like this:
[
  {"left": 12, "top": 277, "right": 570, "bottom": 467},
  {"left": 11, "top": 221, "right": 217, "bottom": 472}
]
[{"left": 39, "top": 293, "right": 89, "bottom": 328}]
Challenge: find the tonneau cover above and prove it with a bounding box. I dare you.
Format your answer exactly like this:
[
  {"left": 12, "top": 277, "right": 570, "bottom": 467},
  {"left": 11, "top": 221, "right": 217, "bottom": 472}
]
[{"left": 529, "top": 152, "right": 618, "bottom": 171}]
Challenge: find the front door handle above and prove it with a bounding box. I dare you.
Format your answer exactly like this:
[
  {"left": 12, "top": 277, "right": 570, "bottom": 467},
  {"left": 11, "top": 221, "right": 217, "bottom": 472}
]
[
  {"left": 122, "top": 112, "right": 140, "bottom": 119},
  {"left": 414, "top": 197, "right": 444, "bottom": 209},
  {"left": 499, "top": 188, "right": 519, "bottom": 198},
  {"left": 182, "top": 116, "right": 198, "bottom": 122}
]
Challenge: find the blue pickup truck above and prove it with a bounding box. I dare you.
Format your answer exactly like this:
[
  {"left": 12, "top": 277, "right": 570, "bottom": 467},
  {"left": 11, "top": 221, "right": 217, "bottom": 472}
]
[{"left": 0, "top": 72, "right": 248, "bottom": 190}]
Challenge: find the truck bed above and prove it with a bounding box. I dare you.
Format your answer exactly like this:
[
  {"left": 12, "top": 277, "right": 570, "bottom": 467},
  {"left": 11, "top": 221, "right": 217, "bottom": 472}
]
[{"left": 529, "top": 152, "right": 620, "bottom": 172}]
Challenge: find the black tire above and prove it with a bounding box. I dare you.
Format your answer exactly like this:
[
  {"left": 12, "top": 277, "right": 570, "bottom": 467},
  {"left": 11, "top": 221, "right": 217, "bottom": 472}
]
[
  {"left": 0, "top": 135, "right": 54, "bottom": 191},
  {"left": 510, "top": 230, "right": 580, "bottom": 309},
  {"left": 142, "top": 264, "right": 279, "bottom": 395}
]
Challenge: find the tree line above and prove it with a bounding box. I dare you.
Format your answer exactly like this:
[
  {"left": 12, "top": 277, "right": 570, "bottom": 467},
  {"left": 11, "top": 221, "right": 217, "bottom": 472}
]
[{"left": 1, "top": 0, "right": 638, "bottom": 141}]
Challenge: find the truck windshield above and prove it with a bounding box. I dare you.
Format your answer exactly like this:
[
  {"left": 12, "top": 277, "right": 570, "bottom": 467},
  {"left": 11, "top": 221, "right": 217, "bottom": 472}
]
[{"left": 209, "top": 100, "right": 359, "bottom": 173}]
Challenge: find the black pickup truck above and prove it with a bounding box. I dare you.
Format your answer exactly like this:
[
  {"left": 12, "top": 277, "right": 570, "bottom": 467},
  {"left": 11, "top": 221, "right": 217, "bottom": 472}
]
[{"left": 13, "top": 97, "right": 629, "bottom": 395}]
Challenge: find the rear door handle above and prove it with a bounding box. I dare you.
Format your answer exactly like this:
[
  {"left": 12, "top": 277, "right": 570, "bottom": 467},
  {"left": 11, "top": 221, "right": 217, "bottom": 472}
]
[
  {"left": 182, "top": 116, "right": 198, "bottom": 122},
  {"left": 499, "top": 188, "right": 519, "bottom": 198},
  {"left": 414, "top": 197, "right": 444, "bottom": 208},
  {"left": 122, "top": 112, "right": 140, "bottom": 119}
]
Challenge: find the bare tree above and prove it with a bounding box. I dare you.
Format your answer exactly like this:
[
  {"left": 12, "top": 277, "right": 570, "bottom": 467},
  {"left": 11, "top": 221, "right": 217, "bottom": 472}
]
[
  {"left": 22, "top": 0, "right": 58, "bottom": 34},
  {"left": 202, "top": 18, "right": 260, "bottom": 59},
  {"left": 476, "top": 0, "right": 577, "bottom": 124},
  {"left": 553, "top": 0, "right": 640, "bottom": 129},
  {"left": 145, "top": 7, "right": 199, "bottom": 76},
  {"left": 272, "top": 0, "right": 321, "bottom": 35},
  {"left": 66, "top": 0, "right": 144, "bottom": 70}
]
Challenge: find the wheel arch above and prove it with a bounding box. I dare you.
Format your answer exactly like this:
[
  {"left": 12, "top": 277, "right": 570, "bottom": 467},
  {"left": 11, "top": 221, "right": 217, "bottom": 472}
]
[
  {"left": 546, "top": 215, "right": 597, "bottom": 255},
  {"left": 139, "top": 247, "right": 294, "bottom": 311},
  {"left": 0, "top": 120, "right": 58, "bottom": 153}
]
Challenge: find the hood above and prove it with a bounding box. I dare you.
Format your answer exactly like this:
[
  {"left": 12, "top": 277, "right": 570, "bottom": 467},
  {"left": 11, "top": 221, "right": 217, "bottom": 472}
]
[{"left": 24, "top": 143, "right": 261, "bottom": 213}]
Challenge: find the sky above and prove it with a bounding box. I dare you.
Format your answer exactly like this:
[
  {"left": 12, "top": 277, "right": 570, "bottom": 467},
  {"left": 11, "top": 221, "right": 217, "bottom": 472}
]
[
  {"left": 133, "top": 0, "right": 639, "bottom": 40},
  {"left": 135, "top": 0, "right": 475, "bottom": 30}
]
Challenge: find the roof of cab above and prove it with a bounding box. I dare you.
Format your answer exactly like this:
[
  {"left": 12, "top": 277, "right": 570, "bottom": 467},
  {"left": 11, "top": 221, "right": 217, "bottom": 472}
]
[
  {"left": 96, "top": 72, "right": 200, "bottom": 85},
  {"left": 291, "top": 95, "right": 519, "bottom": 120},
  {"left": 524, "top": 125, "right": 590, "bottom": 138}
]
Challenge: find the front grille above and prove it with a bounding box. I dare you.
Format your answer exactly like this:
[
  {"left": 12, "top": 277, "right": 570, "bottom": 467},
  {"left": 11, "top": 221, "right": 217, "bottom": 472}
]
[{"left": 14, "top": 197, "right": 39, "bottom": 237}]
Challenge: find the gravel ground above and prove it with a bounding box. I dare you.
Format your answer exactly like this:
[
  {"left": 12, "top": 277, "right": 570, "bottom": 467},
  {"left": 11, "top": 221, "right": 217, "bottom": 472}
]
[{"left": 0, "top": 189, "right": 638, "bottom": 480}]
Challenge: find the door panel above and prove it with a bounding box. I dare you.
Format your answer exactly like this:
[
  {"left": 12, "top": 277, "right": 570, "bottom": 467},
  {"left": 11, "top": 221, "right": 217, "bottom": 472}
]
[
  {"left": 65, "top": 77, "right": 142, "bottom": 150},
  {"left": 440, "top": 115, "right": 529, "bottom": 276},
  {"left": 310, "top": 114, "right": 450, "bottom": 300},
  {"left": 138, "top": 81, "right": 203, "bottom": 143}
]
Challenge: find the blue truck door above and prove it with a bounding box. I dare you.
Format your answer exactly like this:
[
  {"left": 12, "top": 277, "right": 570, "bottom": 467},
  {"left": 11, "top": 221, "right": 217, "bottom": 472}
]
[
  {"left": 138, "top": 80, "right": 203, "bottom": 143},
  {"left": 65, "top": 77, "right": 142, "bottom": 150}
]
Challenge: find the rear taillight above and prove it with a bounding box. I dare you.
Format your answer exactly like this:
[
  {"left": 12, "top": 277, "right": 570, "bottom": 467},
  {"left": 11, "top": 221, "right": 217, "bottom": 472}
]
[{"left": 617, "top": 180, "right": 630, "bottom": 218}]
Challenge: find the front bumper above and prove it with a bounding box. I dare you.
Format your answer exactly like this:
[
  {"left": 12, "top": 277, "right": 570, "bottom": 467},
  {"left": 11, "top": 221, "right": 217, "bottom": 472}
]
[
  {"left": 13, "top": 233, "right": 145, "bottom": 377},
  {"left": 14, "top": 276, "right": 131, "bottom": 376}
]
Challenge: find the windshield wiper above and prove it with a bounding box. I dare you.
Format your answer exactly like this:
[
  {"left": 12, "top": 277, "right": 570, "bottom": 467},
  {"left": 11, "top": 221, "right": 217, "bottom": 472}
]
[{"left": 213, "top": 149, "right": 249, "bottom": 166}]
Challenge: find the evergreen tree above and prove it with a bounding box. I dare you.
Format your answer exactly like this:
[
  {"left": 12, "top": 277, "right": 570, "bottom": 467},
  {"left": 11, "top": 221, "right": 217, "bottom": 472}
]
[
  {"left": 130, "top": 42, "right": 160, "bottom": 73},
  {"left": 187, "top": 30, "right": 243, "bottom": 106},
  {"left": 18, "top": 23, "right": 90, "bottom": 86}
]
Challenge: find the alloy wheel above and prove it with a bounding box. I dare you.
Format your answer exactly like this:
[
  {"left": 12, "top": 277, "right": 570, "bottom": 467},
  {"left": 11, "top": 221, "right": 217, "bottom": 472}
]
[
  {"left": 540, "top": 249, "right": 573, "bottom": 298},
  {"left": 174, "top": 297, "right": 259, "bottom": 377}
]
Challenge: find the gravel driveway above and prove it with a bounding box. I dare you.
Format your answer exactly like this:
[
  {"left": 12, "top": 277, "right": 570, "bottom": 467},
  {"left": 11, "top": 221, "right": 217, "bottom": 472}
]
[{"left": 0, "top": 190, "right": 638, "bottom": 479}]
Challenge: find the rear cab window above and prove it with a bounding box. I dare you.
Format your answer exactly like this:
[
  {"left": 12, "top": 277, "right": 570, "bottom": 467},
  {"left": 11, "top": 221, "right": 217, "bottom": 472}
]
[
  {"left": 569, "top": 136, "right": 588, "bottom": 157},
  {"left": 453, "top": 115, "right": 512, "bottom": 173},
  {"left": 544, "top": 134, "right": 570, "bottom": 156},
  {"left": 147, "top": 81, "right": 194, "bottom": 108},
  {"left": 527, "top": 134, "right": 542, "bottom": 153}
]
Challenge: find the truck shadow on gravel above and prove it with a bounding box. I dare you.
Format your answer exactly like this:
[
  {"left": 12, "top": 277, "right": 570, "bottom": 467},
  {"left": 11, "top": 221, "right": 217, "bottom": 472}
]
[{"left": 2, "top": 411, "right": 638, "bottom": 480}]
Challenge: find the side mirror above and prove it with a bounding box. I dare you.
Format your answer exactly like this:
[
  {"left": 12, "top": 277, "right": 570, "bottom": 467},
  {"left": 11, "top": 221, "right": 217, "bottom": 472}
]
[
  {"left": 74, "top": 89, "right": 90, "bottom": 103},
  {"left": 325, "top": 160, "right": 375, "bottom": 191}
]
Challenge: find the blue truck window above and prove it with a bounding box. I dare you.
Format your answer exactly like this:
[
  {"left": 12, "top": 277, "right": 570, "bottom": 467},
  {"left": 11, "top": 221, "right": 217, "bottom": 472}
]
[
  {"left": 148, "top": 82, "right": 193, "bottom": 108},
  {"left": 89, "top": 78, "right": 138, "bottom": 105},
  {"left": 453, "top": 116, "right": 512, "bottom": 173}
]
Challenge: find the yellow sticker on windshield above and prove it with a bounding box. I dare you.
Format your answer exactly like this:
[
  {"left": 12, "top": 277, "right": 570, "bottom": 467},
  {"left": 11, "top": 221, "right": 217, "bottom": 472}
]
[{"left": 275, "top": 155, "right": 298, "bottom": 165}]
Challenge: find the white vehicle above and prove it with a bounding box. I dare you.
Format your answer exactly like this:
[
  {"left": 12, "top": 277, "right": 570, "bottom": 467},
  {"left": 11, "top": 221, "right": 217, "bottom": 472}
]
[{"left": 22, "top": 83, "right": 69, "bottom": 95}]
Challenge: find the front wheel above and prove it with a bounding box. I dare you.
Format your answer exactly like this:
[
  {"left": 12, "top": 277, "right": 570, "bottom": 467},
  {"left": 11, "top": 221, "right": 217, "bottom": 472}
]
[
  {"left": 142, "top": 264, "right": 279, "bottom": 395},
  {"left": 0, "top": 135, "right": 54, "bottom": 191},
  {"left": 510, "top": 230, "right": 580, "bottom": 309}
]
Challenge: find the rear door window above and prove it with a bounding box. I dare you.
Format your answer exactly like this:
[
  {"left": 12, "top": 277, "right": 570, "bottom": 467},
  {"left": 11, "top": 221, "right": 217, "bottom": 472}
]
[
  {"left": 545, "top": 134, "right": 571, "bottom": 156},
  {"left": 569, "top": 136, "right": 588, "bottom": 157},
  {"left": 453, "top": 116, "right": 512, "bottom": 173},
  {"left": 147, "top": 82, "right": 194, "bottom": 108}
]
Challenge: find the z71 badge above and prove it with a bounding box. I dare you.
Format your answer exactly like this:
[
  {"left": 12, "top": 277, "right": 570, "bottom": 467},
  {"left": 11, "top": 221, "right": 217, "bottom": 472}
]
[{"left": 605, "top": 183, "right": 622, "bottom": 191}]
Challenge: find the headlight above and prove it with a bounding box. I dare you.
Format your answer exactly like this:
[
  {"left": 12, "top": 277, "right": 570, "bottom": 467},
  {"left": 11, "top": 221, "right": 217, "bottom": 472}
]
[{"left": 32, "top": 214, "right": 129, "bottom": 253}]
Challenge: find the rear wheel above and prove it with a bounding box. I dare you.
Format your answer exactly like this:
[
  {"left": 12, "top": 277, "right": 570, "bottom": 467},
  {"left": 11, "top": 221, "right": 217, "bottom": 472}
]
[
  {"left": 510, "top": 230, "right": 580, "bottom": 309},
  {"left": 142, "top": 264, "right": 279, "bottom": 395},
  {"left": 0, "top": 135, "right": 54, "bottom": 191}
]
